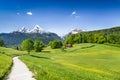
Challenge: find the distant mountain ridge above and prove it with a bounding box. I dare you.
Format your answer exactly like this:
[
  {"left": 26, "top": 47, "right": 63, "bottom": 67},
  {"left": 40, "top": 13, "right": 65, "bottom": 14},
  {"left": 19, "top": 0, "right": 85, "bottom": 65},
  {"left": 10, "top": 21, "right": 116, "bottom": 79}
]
[
  {"left": 0, "top": 25, "right": 62, "bottom": 46},
  {"left": 14, "top": 25, "right": 49, "bottom": 34},
  {"left": 1, "top": 25, "right": 119, "bottom": 47}
]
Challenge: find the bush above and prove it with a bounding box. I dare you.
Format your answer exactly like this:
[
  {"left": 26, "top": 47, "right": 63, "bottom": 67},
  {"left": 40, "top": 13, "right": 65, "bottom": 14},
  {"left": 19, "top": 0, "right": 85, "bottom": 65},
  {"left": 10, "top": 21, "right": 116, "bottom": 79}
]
[
  {"left": 51, "top": 40, "right": 63, "bottom": 49},
  {"left": 34, "top": 39, "right": 44, "bottom": 52},
  {"left": 21, "top": 39, "right": 34, "bottom": 54}
]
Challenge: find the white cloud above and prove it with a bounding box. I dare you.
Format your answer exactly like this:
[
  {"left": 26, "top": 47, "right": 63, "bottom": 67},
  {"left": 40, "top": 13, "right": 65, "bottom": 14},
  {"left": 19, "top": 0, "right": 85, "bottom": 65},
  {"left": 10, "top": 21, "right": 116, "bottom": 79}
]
[
  {"left": 71, "top": 11, "right": 76, "bottom": 15},
  {"left": 26, "top": 12, "right": 32, "bottom": 15},
  {"left": 71, "top": 11, "right": 80, "bottom": 19}
]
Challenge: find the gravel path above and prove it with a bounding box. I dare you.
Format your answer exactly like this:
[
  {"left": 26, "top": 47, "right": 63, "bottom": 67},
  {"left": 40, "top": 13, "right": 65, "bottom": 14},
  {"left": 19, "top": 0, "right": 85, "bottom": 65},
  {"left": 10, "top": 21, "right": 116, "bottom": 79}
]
[{"left": 7, "top": 57, "right": 36, "bottom": 80}]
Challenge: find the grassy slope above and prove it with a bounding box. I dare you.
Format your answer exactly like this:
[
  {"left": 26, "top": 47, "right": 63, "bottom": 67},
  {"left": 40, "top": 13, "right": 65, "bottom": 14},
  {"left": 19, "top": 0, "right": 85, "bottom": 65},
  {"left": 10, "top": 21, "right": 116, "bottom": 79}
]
[
  {"left": 20, "top": 43, "right": 120, "bottom": 80},
  {"left": 0, "top": 54, "right": 12, "bottom": 80},
  {"left": 0, "top": 47, "right": 27, "bottom": 57},
  {"left": 0, "top": 47, "right": 27, "bottom": 79}
]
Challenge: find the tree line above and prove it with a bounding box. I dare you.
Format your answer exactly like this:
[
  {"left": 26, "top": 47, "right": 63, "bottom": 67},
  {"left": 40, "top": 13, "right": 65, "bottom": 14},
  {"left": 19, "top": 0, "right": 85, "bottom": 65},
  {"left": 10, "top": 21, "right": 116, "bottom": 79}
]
[
  {"left": 21, "top": 39, "right": 44, "bottom": 54},
  {"left": 21, "top": 39, "right": 64, "bottom": 54},
  {"left": 0, "top": 37, "right": 63, "bottom": 53},
  {"left": 64, "top": 27, "right": 120, "bottom": 46},
  {"left": 0, "top": 27, "right": 119, "bottom": 53}
]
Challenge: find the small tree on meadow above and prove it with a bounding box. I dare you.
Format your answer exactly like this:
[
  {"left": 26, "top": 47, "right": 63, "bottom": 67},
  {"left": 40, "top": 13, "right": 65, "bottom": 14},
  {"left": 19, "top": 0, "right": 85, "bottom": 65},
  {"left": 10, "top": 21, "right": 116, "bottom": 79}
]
[
  {"left": 22, "top": 39, "right": 34, "bottom": 54},
  {"left": 34, "top": 39, "right": 44, "bottom": 52},
  {"left": 51, "top": 40, "right": 63, "bottom": 49}
]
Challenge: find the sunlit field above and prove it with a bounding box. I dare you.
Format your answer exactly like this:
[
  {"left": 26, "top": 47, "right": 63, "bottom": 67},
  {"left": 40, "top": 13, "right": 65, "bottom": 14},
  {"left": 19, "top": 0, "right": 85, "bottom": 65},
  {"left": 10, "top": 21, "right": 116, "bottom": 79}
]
[{"left": 19, "top": 43, "right": 120, "bottom": 80}]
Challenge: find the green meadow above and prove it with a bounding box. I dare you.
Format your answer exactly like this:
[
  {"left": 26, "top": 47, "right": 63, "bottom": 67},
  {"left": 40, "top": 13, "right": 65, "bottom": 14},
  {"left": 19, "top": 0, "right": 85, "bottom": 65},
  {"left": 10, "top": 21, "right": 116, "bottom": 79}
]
[
  {"left": 0, "top": 47, "right": 27, "bottom": 79},
  {"left": 19, "top": 43, "right": 120, "bottom": 80},
  {"left": 0, "top": 44, "right": 120, "bottom": 80},
  {"left": 0, "top": 54, "right": 12, "bottom": 80}
]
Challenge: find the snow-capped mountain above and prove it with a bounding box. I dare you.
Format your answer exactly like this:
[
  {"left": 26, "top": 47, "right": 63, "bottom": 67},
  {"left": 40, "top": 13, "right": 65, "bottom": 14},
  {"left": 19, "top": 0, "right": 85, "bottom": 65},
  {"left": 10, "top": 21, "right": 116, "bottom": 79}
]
[
  {"left": 16, "top": 25, "right": 49, "bottom": 34},
  {"left": 2, "top": 25, "right": 62, "bottom": 46},
  {"left": 28, "top": 25, "right": 47, "bottom": 33},
  {"left": 61, "top": 28, "right": 84, "bottom": 39},
  {"left": 17, "top": 27, "right": 28, "bottom": 33},
  {"left": 70, "top": 28, "right": 83, "bottom": 34}
]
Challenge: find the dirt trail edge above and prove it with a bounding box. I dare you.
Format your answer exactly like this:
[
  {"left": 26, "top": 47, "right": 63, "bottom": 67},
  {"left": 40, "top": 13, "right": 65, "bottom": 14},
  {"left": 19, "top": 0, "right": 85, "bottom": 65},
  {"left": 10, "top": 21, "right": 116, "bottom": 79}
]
[{"left": 7, "top": 56, "right": 36, "bottom": 80}]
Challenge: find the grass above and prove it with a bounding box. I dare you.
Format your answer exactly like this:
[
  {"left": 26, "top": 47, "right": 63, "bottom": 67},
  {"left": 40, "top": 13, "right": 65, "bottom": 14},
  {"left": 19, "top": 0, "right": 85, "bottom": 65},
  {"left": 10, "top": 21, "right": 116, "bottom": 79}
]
[
  {"left": 0, "top": 47, "right": 27, "bottom": 57},
  {"left": 0, "top": 54, "right": 12, "bottom": 80},
  {"left": 0, "top": 47, "right": 27, "bottom": 79},
  {"left": 104, "top": 43, "right": 120, "bottom": 47},
  {"left": 0, "top": 43, "right": 120, "bottom": 80},
  {"left": 19, "top": 43, "right": 120, "bottom": 80}
]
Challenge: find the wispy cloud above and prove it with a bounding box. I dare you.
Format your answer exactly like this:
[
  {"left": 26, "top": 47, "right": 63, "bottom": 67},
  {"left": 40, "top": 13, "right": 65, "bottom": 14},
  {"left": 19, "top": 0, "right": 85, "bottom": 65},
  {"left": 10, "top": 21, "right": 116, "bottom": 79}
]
[
  {"left": 71, "top": 11, "right": 76, "bottom": 15},
  {"left": 26, "top": 12, "right": 33, "bottom": 15},
  {"left": 71, "top": 11, "right": 80, "bottom": 18}
]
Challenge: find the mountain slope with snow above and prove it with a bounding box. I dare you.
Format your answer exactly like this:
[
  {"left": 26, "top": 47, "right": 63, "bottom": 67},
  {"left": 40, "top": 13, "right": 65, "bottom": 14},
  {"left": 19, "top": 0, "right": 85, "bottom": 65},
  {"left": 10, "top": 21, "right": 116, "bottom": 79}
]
[
  {"left": 17, "top": 27, "right": 28, "bottom": 33},
  {"left": 62, "top": 28, "right": 84, "bottom": 39},
  {"left": 15, "top": 25, "right": 49, "bottom": 34},
  {"left": 0, "top": 25, "right": 62, "bottom": 46},
  {"left": 28, "top": 25, "right": 48, "bottom": 33}
]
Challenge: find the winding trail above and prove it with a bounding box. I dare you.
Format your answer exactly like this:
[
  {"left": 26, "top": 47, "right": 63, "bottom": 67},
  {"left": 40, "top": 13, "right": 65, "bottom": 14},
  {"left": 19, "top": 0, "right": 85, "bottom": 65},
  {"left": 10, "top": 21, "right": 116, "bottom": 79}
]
[{"left": 7, "top": 57, "right": 36, "bottom": 80}]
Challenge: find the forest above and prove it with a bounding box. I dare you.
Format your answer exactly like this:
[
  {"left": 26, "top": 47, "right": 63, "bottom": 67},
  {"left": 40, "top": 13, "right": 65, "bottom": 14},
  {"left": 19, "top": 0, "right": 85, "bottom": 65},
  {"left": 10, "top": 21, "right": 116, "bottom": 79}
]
[{"left": 64, "top": 26, "right": 120, "bottom": 47}]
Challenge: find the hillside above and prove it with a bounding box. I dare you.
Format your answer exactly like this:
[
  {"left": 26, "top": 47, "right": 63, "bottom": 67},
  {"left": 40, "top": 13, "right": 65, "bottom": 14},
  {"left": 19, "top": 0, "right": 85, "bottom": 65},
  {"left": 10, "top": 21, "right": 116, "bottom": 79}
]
[
  {"left": 0, "top": 32, "right": 61, "bottom": 46},
  {"left": 88, "top": 26, "right": 120, "bottom": 34},
  {"left": 0, "top": 43, "right": 120, "bottom": 80},
  {"left": 19, "top": 43, "right": 120, "bottom": 80}
]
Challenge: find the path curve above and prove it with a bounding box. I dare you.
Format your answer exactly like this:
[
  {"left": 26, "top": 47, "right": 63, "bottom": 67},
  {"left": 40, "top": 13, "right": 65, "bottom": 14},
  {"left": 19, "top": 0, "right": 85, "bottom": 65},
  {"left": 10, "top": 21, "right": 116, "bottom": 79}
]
[{"left": 7, "top": 56, "right": 36, "bottom": 80}]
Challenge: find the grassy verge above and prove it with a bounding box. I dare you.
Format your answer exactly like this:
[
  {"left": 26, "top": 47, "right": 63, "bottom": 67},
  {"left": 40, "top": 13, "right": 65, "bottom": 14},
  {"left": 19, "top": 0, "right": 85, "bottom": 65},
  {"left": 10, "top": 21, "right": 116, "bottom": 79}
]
[
  {"left": 0, "top": 47, "right": 27, "bottom": 79},
  {"left": 0, "top": 47, "right": 27, "bottom": 57},
  {"left": 0, "top": 54, "right": 12, "bottom": 80},
  {"left": 20, "top": 43, "right": 120, "bottom": 80}
]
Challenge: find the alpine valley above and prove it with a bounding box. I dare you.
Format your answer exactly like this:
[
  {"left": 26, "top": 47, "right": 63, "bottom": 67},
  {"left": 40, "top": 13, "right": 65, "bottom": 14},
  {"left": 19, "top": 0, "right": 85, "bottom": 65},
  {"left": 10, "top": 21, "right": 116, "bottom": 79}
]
[{"left": 0, "top": 25, "right": 62, "bottom": 46}]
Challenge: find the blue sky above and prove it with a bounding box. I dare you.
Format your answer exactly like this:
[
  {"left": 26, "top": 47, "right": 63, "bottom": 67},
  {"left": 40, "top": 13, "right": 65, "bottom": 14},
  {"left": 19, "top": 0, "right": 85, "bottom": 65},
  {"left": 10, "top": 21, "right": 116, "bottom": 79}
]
[{"left": 0, "top": 0, "right": 120, "bottom": 35}]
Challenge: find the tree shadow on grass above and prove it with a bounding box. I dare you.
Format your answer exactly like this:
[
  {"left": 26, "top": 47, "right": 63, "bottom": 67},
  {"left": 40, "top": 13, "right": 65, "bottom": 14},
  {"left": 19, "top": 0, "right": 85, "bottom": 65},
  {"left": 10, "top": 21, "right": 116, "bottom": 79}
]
[
  {"left": 81, "top": 44, "right": 95, "bottom": 49},
  {"left": 30, "top": 55, "right": 50, "bottom": 59},
  {"left": 69, "top": 45, "right": 96, "bottom": 53},
  {"left": 42, "top": 51, "right": 51, "bottom": 53}
]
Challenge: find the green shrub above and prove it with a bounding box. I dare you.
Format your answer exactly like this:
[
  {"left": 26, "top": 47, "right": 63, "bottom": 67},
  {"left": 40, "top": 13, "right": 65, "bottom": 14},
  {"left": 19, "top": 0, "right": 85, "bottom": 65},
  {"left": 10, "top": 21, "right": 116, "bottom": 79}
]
[
  {"left": 21, "top": 39, "right": 34, "bottom": 54},
  {"left": 51, "top": 40, "right": 63, "bottom": 49},
  {"left": 34, "top": 39, "right": 44, "bottom": 52}
]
